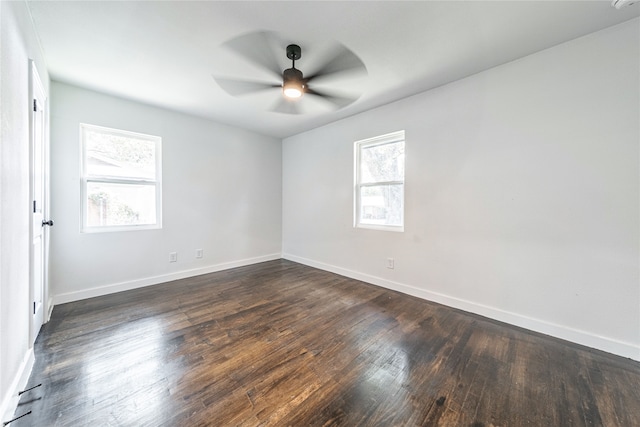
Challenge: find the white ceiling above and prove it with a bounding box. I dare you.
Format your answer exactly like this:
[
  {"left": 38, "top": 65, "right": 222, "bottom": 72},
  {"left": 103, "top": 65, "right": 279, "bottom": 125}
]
[{"left": 26, "top": 1, "right": 640, "bottom": 139}]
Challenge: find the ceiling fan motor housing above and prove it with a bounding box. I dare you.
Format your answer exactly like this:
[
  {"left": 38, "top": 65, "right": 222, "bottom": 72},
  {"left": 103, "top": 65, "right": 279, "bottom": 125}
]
[{"left": 283, "top": 67, "right": 303, "bottom": 83}]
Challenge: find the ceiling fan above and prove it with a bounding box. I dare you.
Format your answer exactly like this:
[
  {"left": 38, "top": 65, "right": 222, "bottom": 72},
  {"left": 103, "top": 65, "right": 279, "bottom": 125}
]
[{"left": 213, "top": 32, "right": 367, "bottom": 114}]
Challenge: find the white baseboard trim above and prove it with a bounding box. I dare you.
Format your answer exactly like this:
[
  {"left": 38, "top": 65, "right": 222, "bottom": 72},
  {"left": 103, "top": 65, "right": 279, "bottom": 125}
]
[
  {"left": 283, "top": 253, "right": 640, "bottom": 362},
  {"left": 52, "top": 253, "right": 282, "bottom": 306},
  {"left": 1, "top": 348, "right": 34, "bottom": 424},
  {"left": 46, "top": 297, "right": 54, "bottom": 322}
]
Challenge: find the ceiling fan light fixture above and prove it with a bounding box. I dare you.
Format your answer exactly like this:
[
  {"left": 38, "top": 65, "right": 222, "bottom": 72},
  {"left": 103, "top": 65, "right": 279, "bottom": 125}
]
[
  {"left": 282, "top": 67, "right": 305, "bottom": 99},
  {"left": 283, "top": 85, "right": 303, "bottom": 99}
]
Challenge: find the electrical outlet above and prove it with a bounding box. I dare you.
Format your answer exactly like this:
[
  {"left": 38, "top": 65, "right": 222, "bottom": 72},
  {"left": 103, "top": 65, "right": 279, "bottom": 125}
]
[
  {"left": 387, "top": 258, "right": 394, "bottom": 269},
  {"left": 169, "top": 252, "right": 177, "bottom": 263},
  {"left": 196, "top": 249, "right": 203, "bottom": 259}
]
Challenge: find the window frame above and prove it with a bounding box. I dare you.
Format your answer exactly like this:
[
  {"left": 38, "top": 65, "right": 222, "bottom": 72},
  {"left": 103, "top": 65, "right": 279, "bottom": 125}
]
[
  {"left": 80, "top": 123, "right": 162, "bottom": 233},
  {"left": 354, "top": 130, "right": 405, "bottom": 232}
]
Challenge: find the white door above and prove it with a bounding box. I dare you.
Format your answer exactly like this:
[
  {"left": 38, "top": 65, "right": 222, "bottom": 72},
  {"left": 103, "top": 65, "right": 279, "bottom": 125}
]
[{"left": 30, "top": 62, "right": 49, "bottom": 343}]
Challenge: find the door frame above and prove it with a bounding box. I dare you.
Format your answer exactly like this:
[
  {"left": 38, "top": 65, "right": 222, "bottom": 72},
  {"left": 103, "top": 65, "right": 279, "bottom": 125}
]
[{"left": 29, "top": 60, "right": 50, "bottom": 344}]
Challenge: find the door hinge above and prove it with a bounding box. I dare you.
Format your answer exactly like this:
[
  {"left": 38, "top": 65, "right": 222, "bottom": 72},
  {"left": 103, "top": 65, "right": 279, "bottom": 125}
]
[
  {"left": 33, "top": 301, "right": 36, "bottom": 314},
  {"left": 33, "top": 99, "right": 38, "bottom": 112},
  {"left": 33, "top": 200, "right": 36, "bottom": 213}
]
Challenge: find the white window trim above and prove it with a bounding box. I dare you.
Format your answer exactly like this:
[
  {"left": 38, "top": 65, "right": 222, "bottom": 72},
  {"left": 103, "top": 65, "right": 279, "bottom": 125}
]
[
  {"left": 80, "top": 123, "right": 162, "bottom": 233},
  {"left": 354, "top": 130, "right": 405, "bottom": 232}
]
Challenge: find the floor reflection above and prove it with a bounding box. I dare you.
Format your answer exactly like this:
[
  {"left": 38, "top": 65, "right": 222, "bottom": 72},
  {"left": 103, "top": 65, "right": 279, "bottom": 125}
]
[{"left": 80, "top": 317, "right": 168, "bottom": 424}]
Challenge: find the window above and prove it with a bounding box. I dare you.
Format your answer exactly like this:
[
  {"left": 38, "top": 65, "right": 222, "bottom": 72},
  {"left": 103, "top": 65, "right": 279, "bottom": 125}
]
[
  {"left": 81, "top": 124, "right": 161, "bottom": 232},
  {"left": 354, "top": 130, "right": 405, "bottom": 231}
]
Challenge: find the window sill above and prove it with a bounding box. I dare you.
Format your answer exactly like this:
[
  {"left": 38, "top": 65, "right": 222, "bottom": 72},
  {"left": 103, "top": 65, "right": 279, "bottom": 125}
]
[
  {"left": 81, "top": 224, "right": 162, "bottom": 234},
  {"left": 355, "top": 223, "right": 404, "bottom": 233}
]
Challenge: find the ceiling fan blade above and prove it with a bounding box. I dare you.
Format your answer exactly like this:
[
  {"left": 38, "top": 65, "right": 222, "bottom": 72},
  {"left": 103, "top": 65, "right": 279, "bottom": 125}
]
[
  {"left": 306, "top": 88, "right": 359, "bottom": 109},
  {"left": 304, "top": 44, "right": 367, "bottom": 83},
  {"left": 224, "top": 31, "right": 283, "bottom": 79},
  {"left": 271, "top": 98, "right": 302, "bottom": 115},
  {"left": 214, "top": 77, "right": 280, "bottom": 96}
]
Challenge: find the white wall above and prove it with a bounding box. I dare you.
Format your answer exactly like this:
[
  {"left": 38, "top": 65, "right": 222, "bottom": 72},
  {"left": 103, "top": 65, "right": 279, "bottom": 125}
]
[
  {"left": 0, "top": 1, "right": 50, "bottom": 421},
  {"left": 283, "top": 19, "right": 640, "bottom": 360},
  {"left": 50, "top": 83, "right": 282, "bottom": 303}
]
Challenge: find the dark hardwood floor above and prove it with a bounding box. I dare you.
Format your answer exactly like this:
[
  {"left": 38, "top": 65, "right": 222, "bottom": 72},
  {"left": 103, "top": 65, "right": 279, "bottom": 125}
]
[{"left": 10, "top": 259, "right": 640, "bottom": 426}]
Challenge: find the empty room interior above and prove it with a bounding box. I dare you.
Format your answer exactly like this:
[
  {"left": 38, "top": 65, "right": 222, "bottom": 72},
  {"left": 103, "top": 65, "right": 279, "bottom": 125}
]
[{"left": 2, "top": 1, "right": 640, "bottom": 425}]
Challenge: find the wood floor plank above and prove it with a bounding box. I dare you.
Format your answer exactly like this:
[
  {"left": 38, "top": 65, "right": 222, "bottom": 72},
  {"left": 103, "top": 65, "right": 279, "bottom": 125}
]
[{"left": 10, "top": 259, "right": 640, "bottom": 426}]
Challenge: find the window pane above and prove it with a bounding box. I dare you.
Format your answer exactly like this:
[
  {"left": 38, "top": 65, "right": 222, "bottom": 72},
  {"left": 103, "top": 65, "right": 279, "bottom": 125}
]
[
  {"left": 359, "top": 184, "right": 403, "bottom": 226},
  {"left": 86, "top": 182, "right": 157, "bottom": 227},
  {"left": 361, "top": 141, "right": 405, "bottom": 184},
  {"left": 85, "top": 129, "right": 156, "bottom": 180}
]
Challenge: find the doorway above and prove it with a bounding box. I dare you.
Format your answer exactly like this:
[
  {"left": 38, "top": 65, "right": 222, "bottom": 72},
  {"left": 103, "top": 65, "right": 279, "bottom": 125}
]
[{"left": 30, "top": 61, "right": 49, "bottom": 343}]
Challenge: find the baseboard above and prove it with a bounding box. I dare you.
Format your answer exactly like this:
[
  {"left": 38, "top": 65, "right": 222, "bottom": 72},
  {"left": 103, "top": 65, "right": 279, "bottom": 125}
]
[
  {"left": 1, "top": 349, "right": 34, "bottom": 424},
  {"left": 282, "top": 253, "right": 640, "bottom": 362},
  {"left": 52, "top": 253, "right": 281, "bottom": 305},
  {"left": 46, "top": 297, "right": 54, "bottom": 321}
]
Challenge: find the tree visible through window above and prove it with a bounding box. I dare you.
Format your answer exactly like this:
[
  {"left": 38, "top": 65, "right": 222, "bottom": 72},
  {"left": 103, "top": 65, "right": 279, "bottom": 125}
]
[
  {"left": 81, "top": 124, "right": 161, "bottom": 232},
  {"left": 355, "top": 131, "right": 405, "bottom": 231}
]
